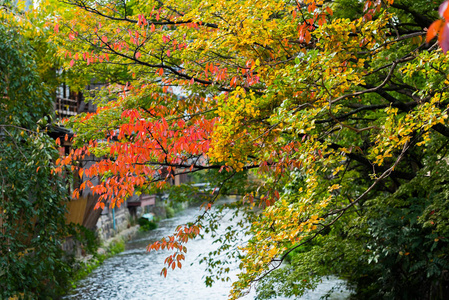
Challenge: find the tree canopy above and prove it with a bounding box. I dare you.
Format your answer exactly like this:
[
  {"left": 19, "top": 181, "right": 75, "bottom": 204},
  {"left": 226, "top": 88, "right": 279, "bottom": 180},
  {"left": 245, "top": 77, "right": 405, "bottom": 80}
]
[
  {"left": 52, "top": 0, "right": 449, "bottom": 298},
  {"left": 0, "top": 6, "right": 73, "bottom": 298}
]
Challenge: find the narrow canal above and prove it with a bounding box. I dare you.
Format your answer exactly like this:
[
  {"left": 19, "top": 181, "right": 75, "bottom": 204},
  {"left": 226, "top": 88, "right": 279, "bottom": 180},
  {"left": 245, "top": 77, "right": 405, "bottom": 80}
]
[{"left": 65, "top": 205, "right": 350, "bottom": 300}]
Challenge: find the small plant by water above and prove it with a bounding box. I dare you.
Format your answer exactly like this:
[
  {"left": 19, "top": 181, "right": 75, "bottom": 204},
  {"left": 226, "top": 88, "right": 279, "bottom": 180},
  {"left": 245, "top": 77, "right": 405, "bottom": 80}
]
[
  {"left": 138, "top": 217, "right": 158, "bottom": 231},
  {"left": 70, "top": 239, "right": 126, "bottom": 289}
]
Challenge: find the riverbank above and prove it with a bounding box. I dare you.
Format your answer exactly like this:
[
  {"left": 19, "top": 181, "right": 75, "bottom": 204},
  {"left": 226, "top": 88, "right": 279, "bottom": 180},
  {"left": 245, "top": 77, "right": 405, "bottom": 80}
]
[
  {"left": 69, "top": 225, "right": 140, "bottom": 289},
  {"left": 68, "top": 201, "right": 185, "bottom": 292}
]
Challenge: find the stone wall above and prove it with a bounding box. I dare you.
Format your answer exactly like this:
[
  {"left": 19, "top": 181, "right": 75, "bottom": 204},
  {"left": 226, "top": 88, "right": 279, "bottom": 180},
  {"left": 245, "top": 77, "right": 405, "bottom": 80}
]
[{"left": 96, "top": 203, "right": 131, "bottom": 242}]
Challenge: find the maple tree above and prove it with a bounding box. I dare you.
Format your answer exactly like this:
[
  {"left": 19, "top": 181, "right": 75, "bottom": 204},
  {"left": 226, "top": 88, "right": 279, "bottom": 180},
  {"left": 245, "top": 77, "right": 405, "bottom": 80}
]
[{"left": 51, "top": 0, "right": 449, "bottom": 298}]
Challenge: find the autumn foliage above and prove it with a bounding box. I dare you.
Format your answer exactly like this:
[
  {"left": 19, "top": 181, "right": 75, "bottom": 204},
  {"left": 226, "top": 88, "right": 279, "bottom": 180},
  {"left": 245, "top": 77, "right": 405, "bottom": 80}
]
[{"left": 49, "top": 0, "right": 449, "bottom": 298}]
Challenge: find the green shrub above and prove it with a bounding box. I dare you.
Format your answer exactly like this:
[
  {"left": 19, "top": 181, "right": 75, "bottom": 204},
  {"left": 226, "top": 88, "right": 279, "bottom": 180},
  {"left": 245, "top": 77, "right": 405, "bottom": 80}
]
[
  {"left": 165, "top": 206, "right": 175, "bottom": 219},
  {"left": 138, "top": 217, "right": 158, "bottom": 231},
  {"left": 108, "top": 240, "right": 125, "bottom": 255}
]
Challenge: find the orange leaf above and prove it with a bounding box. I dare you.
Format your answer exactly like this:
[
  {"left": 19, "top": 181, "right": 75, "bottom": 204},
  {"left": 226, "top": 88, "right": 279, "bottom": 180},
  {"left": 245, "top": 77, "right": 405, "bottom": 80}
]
[
  {"left": 305, "top": 31, "right": 311, "bottom": 44},
  {"left": 444, "top": 3, "right": 449, "bottom": 20},
  {"left": 427, "top": 20, "right": 443, "bottom": 43},
  {"left": 308, "top": 2, "right": 316, "bottom": 12},
  {"left": 230, "top": 76, "right": 237, "bottom": 87}
]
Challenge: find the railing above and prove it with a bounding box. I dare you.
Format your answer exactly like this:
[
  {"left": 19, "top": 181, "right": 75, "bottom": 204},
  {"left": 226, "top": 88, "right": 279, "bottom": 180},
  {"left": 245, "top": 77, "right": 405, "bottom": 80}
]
[{"left": 55, "top": 97, "right": 77, "bottom": 118}]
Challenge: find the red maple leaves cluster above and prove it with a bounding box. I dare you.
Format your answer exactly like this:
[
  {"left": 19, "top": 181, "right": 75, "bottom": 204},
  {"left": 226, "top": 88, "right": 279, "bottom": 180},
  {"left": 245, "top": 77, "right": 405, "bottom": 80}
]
[{"left": 427, "top": 1, "right": 449, "bottom": 52}]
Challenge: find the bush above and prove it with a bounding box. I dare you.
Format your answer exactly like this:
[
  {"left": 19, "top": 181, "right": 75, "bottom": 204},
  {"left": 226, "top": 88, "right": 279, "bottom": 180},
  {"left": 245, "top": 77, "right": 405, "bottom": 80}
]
[
  {"left": 138, "top": 217, "right": 158, "bottom": 231},
  {"left": 165, "top": 206, "right": 175, "bottom": 219},
  {"left": 69, "top": 224, "right": 101, "bottom": 256}
]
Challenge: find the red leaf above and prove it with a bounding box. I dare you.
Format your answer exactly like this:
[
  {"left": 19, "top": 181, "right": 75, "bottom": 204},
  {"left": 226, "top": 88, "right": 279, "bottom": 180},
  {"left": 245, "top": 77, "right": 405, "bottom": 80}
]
[
  {"left": 440, "top": 21, "right": 449, "bottom": 53},
  {"left": 363, "top": 0, "right": 371, "bottom": 12},
  {"left": 161, "top": 268, "right": 167, "bottom": 277},
  {"left": 440, "top": 1, "right": 449, "bottom": 19},
  {"left": 427, "top": 20, "right": 443, "bottom": 43},
  {"left": 305, "top": 31, "right": 311, "bottom": 43},
  {"left": 230, "top": 76, "right": 237, "bottom": 87},
  {"left": 308, "top": 2, "right": 316, "bottom": 12}
]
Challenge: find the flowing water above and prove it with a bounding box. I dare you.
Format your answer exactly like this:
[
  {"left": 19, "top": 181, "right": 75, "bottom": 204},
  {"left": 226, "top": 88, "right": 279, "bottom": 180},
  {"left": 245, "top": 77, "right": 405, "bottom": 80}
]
[{"left": 64, "top": 205, "right": 351, "bottom": 300}]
